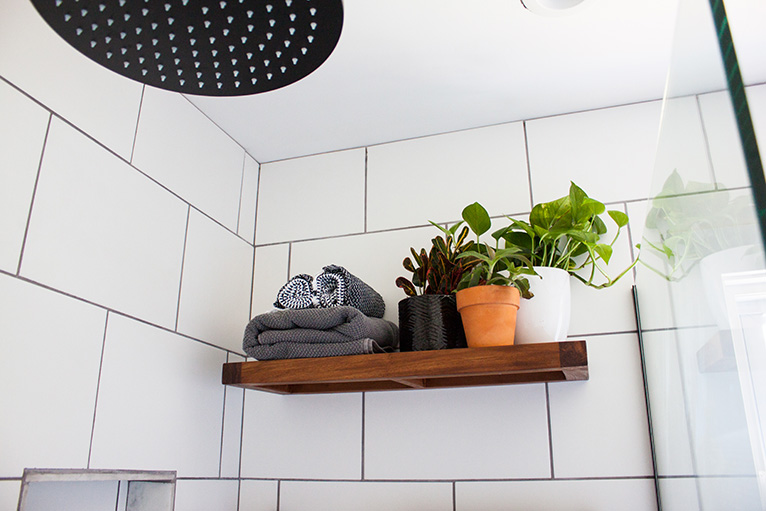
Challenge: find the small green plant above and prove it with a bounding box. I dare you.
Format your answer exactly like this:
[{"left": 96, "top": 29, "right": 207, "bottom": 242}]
[
  {"left": 456, "top": 202, "right": 535, "bottom": 298},
  {"left": 395, "top": 222, "right": 478, "bottom": 296},
  {"left": 496, "top": 182, "right": 636, "bottom": 289},
  {"left": 641, "top": 170, "right": 753, "bottom": 281}
]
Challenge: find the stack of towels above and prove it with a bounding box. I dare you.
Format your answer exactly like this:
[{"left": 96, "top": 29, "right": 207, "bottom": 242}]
[{"left": 243, "top": 265, "right": 399, "bottom": 360}]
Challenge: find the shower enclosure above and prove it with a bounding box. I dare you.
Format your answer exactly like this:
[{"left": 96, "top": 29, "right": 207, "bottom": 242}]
[{"left": 635, "top": 0, "right": 766, "bottom": 509}]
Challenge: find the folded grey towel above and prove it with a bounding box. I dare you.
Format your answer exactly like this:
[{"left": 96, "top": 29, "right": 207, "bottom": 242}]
[
  {"left": 243, "top": 306, "right": 399, "bottom": 360},
  {"left": 273, "top": 265, "right": 386, "bottom": 318}
]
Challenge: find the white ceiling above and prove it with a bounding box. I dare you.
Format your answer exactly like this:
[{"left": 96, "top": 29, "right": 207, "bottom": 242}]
[
  {"left": 188, "top": 0, "right": 688, "bottom": 163},
  {"left": 7, "top": 0, "right": 766, "bottom": 164}
]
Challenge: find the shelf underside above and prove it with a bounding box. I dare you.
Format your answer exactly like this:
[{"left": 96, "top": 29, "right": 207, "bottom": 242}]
[{"left": 222, "top": 340, "right": 588, "bottom": 394}]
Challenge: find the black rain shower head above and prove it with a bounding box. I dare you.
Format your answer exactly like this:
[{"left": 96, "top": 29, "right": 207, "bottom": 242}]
[{"left": 29, "top": 0, "right": 344, "bottom": 96}]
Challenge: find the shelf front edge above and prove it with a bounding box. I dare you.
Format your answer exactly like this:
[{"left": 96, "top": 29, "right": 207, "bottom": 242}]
[{"left": 223, "top": 340, "right": 587, "bottom": 388}]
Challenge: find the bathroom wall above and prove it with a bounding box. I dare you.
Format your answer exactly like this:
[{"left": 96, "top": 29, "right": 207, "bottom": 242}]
[
  {"left": 0, "top": 0, "right": 255, "bottom": 509},
  {"left": 4, "top": 1, "right": 764, "bottom": 511},
  {"left": 247, "top": 83, "right": 766, "bottom": 510}
]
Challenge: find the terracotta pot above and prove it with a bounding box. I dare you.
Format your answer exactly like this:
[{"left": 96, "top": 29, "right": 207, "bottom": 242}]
[{"left": 455, "top": 285, "right": 521, "bottom": 347}]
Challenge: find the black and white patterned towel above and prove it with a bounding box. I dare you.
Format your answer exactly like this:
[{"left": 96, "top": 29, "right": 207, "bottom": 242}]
[
  {"left": 243, "top": 306, "right": 399, "bottom": 360},
  {"left": 273, "top": 265, "right": 386, "bottom": 318}
]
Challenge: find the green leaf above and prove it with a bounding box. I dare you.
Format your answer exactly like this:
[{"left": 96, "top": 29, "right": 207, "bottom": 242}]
[
  {"left": 402, "top": 257, "right": 416, "bottom": 273},
  {"left": 595, "top": 244, "right": 613, "bottom": 264},
  {"left": 454, "top": 225, "right": 470, "bottom": 249},
  {"left": 395, "top": 277, "right": 418, "bottom": 296},
  {"left": 462, "top": 202, "right": 491, "bottom": 237},
  {"left": 608, "top": 210, "right": 629, "bottom": 228},
  {"left": 592, "top": 215, "right": 607, "bottom": 235}
]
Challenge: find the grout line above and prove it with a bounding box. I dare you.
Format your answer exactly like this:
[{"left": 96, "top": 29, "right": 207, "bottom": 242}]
[
  {"left": 287, "top": 243, "right": 292, "bottom": 280},
  {"left": 233, "top": 475, "right": 658, "bottom": 483},
  {"left": 522, "top": 121, "right": 534, "bottom": 208},
  {"left": 251, "top": 194, "right": 671, "bottom": 249},
  {"left": 235, "top": 151, "right": 247, "bottom": 235},
  {"left": 361, "top": 392, "right": 365, "bottom": 480},
  {"left": 218, "top": 353, "right": 230, "bottom": 479},
  {"left": 545, "top": 383, "right": 555, "bottom": 479},
  {"left": 129, "top": 85, "right": 145, "bottom": 165},
  {"left": 16, "top": 113, "right": 52, "bottom": 277},
  {"left": 0, "top": 268, "right": 243, "bottom": 356},
  {"left": 252, "top": 162, "right": 261, "bottom": 244},
  {"left": 694, "top": 94, "right": 721, "bottom": 189},
  {"left": 175, "top": 205, "right": 191, "bottom": 332},
  {"left": 364, "top": 147, "right": 369, "bottom": 233},
  {"left": 87, "top": 311, "right": 110, "bottom": 469},
  {"left": 237, "top": 389, "right": 246, "bottom": 483}
]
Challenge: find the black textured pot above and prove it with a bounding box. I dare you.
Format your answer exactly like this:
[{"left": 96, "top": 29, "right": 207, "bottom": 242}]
[{"left": 398, "top": 294, "right": 467, "bottom": 351}]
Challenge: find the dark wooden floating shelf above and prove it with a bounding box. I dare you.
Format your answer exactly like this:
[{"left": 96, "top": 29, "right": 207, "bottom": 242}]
[{"left": 222, "top": 340, "right": 588, "bottom": 394}]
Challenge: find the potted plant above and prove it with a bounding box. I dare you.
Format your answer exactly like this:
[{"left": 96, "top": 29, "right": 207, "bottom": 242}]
[
  {"left": 496, "top": 182, "right": 637, "bottom": 344},
  {"left": 454, "top": 202, "right": 535, "bottom": 348},
  {"left": 395, "top": 222, "right": 478, "bottom": 350},
  {"left": 640, "top": 170, "right": 759, "bottom": 330}
]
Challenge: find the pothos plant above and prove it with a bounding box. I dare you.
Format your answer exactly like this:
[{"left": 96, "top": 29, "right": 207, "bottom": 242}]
[
  {"left": 456, "top": 202, "right": 536, "bottom": 298},
  {"left": 640, "top": 170, "right": 754, "bottom": 281},
  {"left": 395, "top": 222, "right": 479, "bottom": 296},
  {"left": 495, "top": 181, "right": 636, "bottom": 289}
]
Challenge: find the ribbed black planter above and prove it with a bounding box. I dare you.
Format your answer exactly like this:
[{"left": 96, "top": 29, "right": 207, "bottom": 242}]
[{"left": 398, "top": 294, "right": 467, "bottom": 351}]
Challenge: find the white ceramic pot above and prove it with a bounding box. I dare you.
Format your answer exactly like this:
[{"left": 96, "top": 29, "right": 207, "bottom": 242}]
[{"left": 515, "top": 266, "right": 571, "bottom": 344}]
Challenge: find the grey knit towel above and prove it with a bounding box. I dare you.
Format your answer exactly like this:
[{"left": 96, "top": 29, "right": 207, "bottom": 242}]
[
  {"left": 243, "top": 306, "right": 399, "bottom": 360},
  {"left": 274, "top": 265, "right": 386, "bottom": 318}
]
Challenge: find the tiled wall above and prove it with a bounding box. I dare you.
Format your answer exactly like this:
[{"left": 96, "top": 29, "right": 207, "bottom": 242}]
[
  {"left": 0, "top": 0, "right": 254, "bottom": 508},
  {"left": 3, "top": 1, "right": 764, "bottom": 510},
  {"left": 247, "top": 84, "right": 766, "bottom": 510}
]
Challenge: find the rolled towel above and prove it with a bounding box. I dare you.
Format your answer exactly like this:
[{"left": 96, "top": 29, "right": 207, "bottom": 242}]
[
  {"left": 274, "top": 274, "right": 318, "bottom": 310},
  {"left": 243, "top": 306, "right": 399, "bottom": 360},
  {"left": 315, "top": 264, "right": 386, "bottom": 318}
]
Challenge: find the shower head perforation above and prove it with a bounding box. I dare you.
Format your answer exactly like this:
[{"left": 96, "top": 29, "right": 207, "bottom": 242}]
[{"left": 32, "top": 0, "right": 343, "bottom": 96}]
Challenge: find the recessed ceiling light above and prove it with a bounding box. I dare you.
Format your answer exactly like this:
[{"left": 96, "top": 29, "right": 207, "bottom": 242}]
[{"left": 521, "top": 0, "right": 588, "bottom": 16}]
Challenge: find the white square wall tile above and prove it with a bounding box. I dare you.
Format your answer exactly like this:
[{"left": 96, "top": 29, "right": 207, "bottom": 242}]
[
  {"left": 239, "top": 480, "right": 278, "bottom": 511},
  {"left": 132, "top": 87, "right": 245, "bottom": 231},
  {"left": 255, "top": 149, "right": 365, "bottom": 244},
  {"left": 20, "top": 119, "right": 188, "bottom": 329},
  {"left": 177, "top": 209, "right": 254, "bottom": 353},
  {"left": 526, "top": 101, "right": 663, "bottom": 204},
  {"left": 367, "top": 122, "right": 530, "bottom": 231},
  {"left": 0, "top": 274, "right": 106, "bottom": 477},
  {"left": 650, "top": 95, "right": 715, "bottom": 197},
  {"left": 174, "top": 480, "right": 239, "bottom": 511},
  {"left": 280, "top": 481, "right": 453, "bottom": 511},
  {"left": 251, "top": 244, "right": 290, "bottom": 317},
  {"left": 89, "top": 314, "right": 227, "bottom": 477},
  {"left": 549, "top": 334, "right": 654, "bottom": 478},
  {"left": 642, "top": 331, "right": 695, "bottom": 476},
  {"left": 240, "top": 391, "right": 362, "bottom": 479},
  {"left": 364, "top": 385, "right": 550, "bottom": 480},
  {"left": 456, "top": 479, "right": 657, "bottom": 511},
  {"left": 0, "top": 0, "right": 143, "bottom": 159},
  {"left": 238, "top": 155, "right": 260, "bottom": 243},
  {"left": 698, "top": 90, "right": 749, "bottom": 189},
  {"left": 0, "top": 80, "right": 49, "bottom": 273},
  {"left": 0, "top": 481, "right": 21, "bottom": 510},
  {"left": 220, "top": 354, "right": 245, "bottom": 478},
  {"left": 289, "top": 226, "right": 441, "bottom": 325},
  {"left": 746, "top": 83, "right": 766, "bottom": 154}
]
